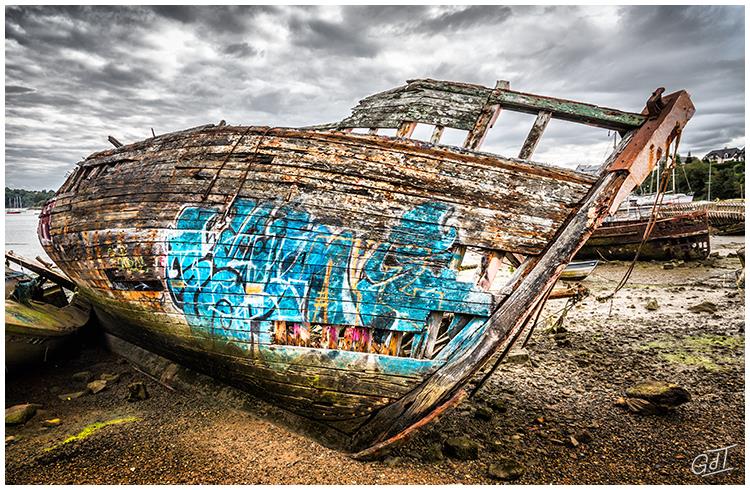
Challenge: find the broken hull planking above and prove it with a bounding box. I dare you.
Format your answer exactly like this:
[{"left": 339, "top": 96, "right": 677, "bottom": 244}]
[
  {"left": 5, "top": 295, "right": 90, "bottom": 367},
  {"left": 575, "top": 211, "right": 710, "bottom": 261}
]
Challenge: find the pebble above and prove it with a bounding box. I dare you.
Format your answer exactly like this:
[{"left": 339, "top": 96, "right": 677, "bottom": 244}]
[
  {"left": 444, "top": 437, "right": 481, "bottom": 460},
  {"left": 127, "top": 382, "right": 149, "bottom": 402},
  {"left": 100, "top": 373, "right": 121, "bottom": 383},
  {"left": 504, "top": 349, "right": 531, "bottom": 365},
  {"left": 58, "top": 390, "right": 89, "bottom": 401},
  {"left": 488, "top": 458, "right": 525, "bottom": 481},
  {"left": 5, "top": 404, "right": 40, "bottom": 425},
  {"left": 645, "top": 298, "right": 659, "bottom": 310},
  {"left": 474, "top": 406, "right": 494, "bottom": 421},
  {"left": 88, "top": 379, "right": 108, "bottom": 394},
  {"left": 421, "top": 443, "right": 444, "bottom": 462}
]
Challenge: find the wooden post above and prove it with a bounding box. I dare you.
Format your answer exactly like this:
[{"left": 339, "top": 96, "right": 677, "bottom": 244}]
[
  {"left": 477, "top": 251, "right": 503, "bottom": 290},
  {"left": 518, "top": 110, "right": 552, "bottom": 160},
  {"left": 430, "top": 125, "right": 445, "bottom": 144},
  {"left": 463, "top": 80, "right": 509, "bottom": 150},
  {"left": 420, "top": 311, "right": 444, "bottom": 358},
  {"left": 396, "top": 121, "right": 417, "bottom": 139}
]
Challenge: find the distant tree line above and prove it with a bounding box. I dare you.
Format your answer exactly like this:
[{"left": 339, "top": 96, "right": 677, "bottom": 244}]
[
  {"left": 636, "top": 156, "right": 745, "bottom": 200},
  {"left": 5, "top": 188, "right": 56, "bottom": 208}
]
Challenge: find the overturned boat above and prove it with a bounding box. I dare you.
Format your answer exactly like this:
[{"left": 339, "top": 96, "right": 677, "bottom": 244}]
[{"left": 38, "top": 78, "right": 694, "bottom": 453}]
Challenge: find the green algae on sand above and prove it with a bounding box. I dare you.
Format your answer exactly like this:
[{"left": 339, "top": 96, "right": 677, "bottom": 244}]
[{"left": 44, "top": 417, "right": 139, "bottom": 452}]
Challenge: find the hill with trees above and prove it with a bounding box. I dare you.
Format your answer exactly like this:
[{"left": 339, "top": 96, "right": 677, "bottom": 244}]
[
  {"left": 636, "top": 155, "right": 744, "bottom": 200},
  {"left": 5, "top": 188, "right": 56, "bottom": 208}
]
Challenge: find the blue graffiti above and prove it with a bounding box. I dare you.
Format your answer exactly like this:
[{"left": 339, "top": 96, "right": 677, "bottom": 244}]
[{"left": 165, "top": 198, "right": 491, "bottom": 342}]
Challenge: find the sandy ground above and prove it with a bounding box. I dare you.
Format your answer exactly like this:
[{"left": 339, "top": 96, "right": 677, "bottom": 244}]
[{"left": 4, "top": 236, "right": 745, "bottom": 484}]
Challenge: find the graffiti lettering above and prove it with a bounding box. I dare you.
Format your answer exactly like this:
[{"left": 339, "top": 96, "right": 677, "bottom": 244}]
[{"left": 165, "top": 199, "right": 491, "bottom": 343}]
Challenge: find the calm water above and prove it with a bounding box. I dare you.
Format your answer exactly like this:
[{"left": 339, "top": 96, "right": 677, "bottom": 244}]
[{"left": 4, "top": 210, "right": 51, "bottom": 263}]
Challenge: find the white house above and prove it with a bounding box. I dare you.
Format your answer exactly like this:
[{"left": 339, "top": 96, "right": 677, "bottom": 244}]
[{"left": 703, "top": 147, "right": 744, "bottom": 163}]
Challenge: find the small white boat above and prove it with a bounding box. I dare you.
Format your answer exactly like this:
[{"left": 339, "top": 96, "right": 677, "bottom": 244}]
[{"left": 560, "top": 260, "right": 599, "bottom": 281}]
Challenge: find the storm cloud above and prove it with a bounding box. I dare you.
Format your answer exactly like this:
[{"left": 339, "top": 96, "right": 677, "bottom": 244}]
[{"left": 5, "top": 5, "right": 745, "bottom": 190}]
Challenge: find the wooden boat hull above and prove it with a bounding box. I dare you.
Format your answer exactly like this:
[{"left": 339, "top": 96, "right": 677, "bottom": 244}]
[
  {"left": 5, "top": 295, "right": 90, "bottom": 367},
  {"left": 38, "top": 79, "right": 695, "bottom": 451},
  {"left": 41, "top": 127, "right": 587, "bottom": 439},
  {"left": 576, "top": 211, "right": 710, "bottom": 261},
  {"left": 658, "top": 199, "right": 745, "bottom": 236}
]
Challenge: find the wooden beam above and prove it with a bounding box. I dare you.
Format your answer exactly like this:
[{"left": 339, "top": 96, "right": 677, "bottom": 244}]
[
  {"left": 108, "top": 136, "right": 123, "bottom": 148},
  {"left": 488, "top": 89, "right": 645, "bottom": 131},
  {"left": 420, "top": 311, "right": 444, "bottom": 358},
  {"left": 405, "top": 79, "right": 646, "bottom": 131},
  {"left": 518, "top": 110, "right": 552, "bottom": 160},
  {"left": 396, "top": 121, "right": 417, "bottom": 138},
  {"left": 308, "top": 79, "right": 646, "bottom": 134},
  {"left": 504, "top": 252, "right": 524, "bottom": 268},
  {"left": 449, "top": 245, "right": 466, "bottom": 269},
  {"left": 463, "top": 80, "right": 509, "bottom": 150},
  {"left": 607, "top": 90, "right": 696, "bottom": 211},
  {"left": 430, "top": 125, "right": 444, "bottom": 144},
  {"left": 549, "top": 284, "right": 588, "bottom": 300},
  {"left": 477, "top": 251, "right": 503, "bottom": 290},
  {"left": 5, "top": 251, "right": 77, "bottom": 291}
]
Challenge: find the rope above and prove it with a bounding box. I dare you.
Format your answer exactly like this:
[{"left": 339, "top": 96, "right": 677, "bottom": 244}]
[
  {"left": 218, "top": 126, "right": 273, "bottom": 226},
  {"left": 680, "top": 162, "right": 693, "bottom": 193},
  {"left": 520, "top": 285, "right": 555, "bottom": 348},
  {"left": 201, "top": 126, "right": 257, "bottom": 201},
  {"left": 596, "top": 129, "right": 682, "bottom": 303}
]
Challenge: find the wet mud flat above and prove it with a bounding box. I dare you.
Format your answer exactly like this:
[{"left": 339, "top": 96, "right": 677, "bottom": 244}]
[{"left": 5, "top": 239, "right": 745, "bottom": 484}]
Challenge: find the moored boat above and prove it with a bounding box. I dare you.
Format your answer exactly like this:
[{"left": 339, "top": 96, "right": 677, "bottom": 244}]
[
  {"left": 38, "top": 78, "right": 694, "bottom": 453},
  {"left": 576, "top": 210, "right": 710, "bottom": 261},
  {"left": 560, "top": 260, "right": 599, "bottom": 281}
]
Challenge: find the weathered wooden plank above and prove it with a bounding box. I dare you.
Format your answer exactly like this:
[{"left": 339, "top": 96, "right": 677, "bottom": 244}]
[
  {"left": 463, "top": 80, "right": 509, "bottom": 150},
  {"left": 476, "top": 251, "right": 504, "bottom": 290},
  {"left": 420, "top": 311, "right": 444, "bottom": 358},
  {"left": 607, "top": 90, "right": 696, "bottom": 210},
  {"left": 408, "top": 79, "right": 647, "bottom": 131},
  {"left": 314, "top": 79, "right": 646, "bottom": 134},
  {"left": 75, "top": 127, "right": 596, "bottom": 187},
  {"left": 518, "top": 110, "right": 552, "bottom": 160},
  {"left": 47, "top": 128, "right": 593, "bottom": 255},
  {"left": 48, "top": 177, "right": 573, "bottom": 255}
]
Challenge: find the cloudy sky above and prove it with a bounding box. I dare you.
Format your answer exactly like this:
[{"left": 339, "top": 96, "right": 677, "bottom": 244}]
[{"left": 5, "top": 4, "right": 745, "bottom": 190}]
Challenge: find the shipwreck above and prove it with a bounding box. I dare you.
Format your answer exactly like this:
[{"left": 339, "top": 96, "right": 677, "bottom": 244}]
[{"left": 38, "top": 78, "right": 694, "bottom": 455}]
